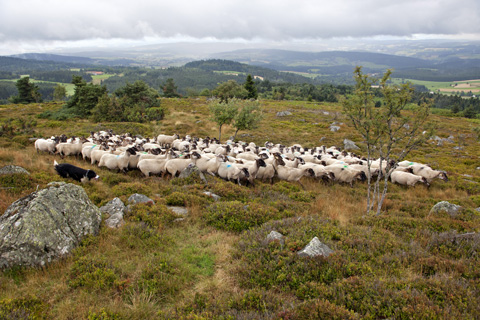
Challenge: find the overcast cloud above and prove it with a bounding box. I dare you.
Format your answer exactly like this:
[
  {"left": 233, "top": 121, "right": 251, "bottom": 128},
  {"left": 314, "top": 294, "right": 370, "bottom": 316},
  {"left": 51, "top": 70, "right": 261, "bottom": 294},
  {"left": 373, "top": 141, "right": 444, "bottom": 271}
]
[{"left": 1, "top": 0, "right": 479, "bottom": 54}]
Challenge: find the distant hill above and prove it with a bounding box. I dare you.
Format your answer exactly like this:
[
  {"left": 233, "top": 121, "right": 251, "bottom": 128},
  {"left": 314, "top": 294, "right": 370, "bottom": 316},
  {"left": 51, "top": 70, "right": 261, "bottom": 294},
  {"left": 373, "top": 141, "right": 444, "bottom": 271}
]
[{"left": 10, "top": 53, "right": 95, "bottom": 65}]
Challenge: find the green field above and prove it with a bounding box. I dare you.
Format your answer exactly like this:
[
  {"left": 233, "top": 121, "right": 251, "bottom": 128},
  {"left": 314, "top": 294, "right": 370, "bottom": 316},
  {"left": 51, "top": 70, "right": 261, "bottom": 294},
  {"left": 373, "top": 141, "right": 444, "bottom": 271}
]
[
  {"left": 392, "top": 78, "right": 480, "bottom": 95},
  {"left": 91, "top": 73, "right": 115, "bottom": 85}
]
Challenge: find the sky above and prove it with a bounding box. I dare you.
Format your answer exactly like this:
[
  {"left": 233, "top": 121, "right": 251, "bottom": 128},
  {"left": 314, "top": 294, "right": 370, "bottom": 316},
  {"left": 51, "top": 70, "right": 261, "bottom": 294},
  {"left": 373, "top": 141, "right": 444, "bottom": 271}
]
[{"left": 1, "top": 0, "right": 480, "bottom": 55}]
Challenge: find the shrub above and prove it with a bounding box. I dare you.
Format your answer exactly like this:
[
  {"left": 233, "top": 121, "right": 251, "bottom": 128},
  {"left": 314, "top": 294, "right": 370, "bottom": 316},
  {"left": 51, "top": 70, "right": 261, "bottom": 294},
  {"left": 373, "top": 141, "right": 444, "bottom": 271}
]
[
  {"left": 165, "top": 191, "right": 188, "bottom": 206},
  {"left": 0, "top": 173, "right": 35, "bottom": 194},
  {"left": 136, "top": 258, "right": 183, "bottom": 300},
  {"left": 125, "top": 203, "right": 177, "bottom": 228},
  {"left": 67, "top": 257, "right": 121, "bottom": 291},
  {"left": 280, "top": 299, "right": 358, "bottom": 320},
  {"left": 204, "top": 201, "right": 281, "bottom": 232},
  {"left": 0, "top": 296, "right": 49, "bottom": 319},
  {"left": 87, "top": 308, "right": 124, "bottom": 320},
  {"left": 111, "top": 182, "right": 152, "bottom": 198},
  {"left": 210, "top": 181, "right": 252, "bottom": 202}
]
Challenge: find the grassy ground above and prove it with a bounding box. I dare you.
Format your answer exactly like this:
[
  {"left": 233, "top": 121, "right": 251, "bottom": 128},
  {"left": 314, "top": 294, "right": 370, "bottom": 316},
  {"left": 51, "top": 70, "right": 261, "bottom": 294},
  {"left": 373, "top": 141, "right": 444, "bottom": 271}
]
[{"left": 0, "top": 98, "right": 479, "bottom": 319}]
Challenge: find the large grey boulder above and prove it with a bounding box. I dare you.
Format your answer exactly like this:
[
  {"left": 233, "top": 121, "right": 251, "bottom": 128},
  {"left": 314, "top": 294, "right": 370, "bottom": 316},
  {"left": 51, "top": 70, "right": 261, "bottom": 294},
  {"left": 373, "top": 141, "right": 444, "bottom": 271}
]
[
  {"left": 100, "top": 198, "right": 126, "bottom": 229},
  {"left": 0, "top": 182, "right": 101, "bottom": 268},
  {"left": 297, "top": 237, "right": 334, "bottom": 258},
  {"left": 0, "top": 165, "right": 30, "bottom": 175},
  {"left": 429, "top": 201, "right": 463, "bottom": 217}
]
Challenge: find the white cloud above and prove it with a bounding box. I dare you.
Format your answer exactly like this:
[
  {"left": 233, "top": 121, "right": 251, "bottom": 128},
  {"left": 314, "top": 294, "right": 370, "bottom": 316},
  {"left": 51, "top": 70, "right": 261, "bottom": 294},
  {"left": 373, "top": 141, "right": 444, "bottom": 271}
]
[{"left": 0, "top": 0, "right": 479, "bottom": 54}]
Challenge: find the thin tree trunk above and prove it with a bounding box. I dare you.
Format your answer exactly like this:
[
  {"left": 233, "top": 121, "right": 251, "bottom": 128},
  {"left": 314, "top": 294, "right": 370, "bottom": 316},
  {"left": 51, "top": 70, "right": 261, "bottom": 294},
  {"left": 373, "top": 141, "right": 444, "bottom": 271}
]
[{"left": 233, "top": 128, "right": 239, "bottom": 142}]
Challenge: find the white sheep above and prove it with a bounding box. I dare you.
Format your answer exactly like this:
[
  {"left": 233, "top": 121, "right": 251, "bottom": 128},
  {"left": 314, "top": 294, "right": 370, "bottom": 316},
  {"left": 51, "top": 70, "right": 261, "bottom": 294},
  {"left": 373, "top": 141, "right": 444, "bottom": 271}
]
[
  {"left": 137, "top": 150, "right": 176, "bottom": 177},
  {"left": 164, "top": 151, "right": 201, "bottom": 178},
  {"left": 273, "top": 154, "right": 315, "bottom": 189},
  {"left": 409, "top": 164, "right": 448, "bottom": 183},
  {"left": 217, "top": 157, "right": 249, "bottom": 185},
  {"left": 391, "top": 171, "right": 429, "bottom": 187},
  {"left": 157, "top": 133, "right": 179, "bottom": 148},
  {"left": 235, "top": 158, "right": 267, "bottom": 186},
  {"left": 56, "top": 139, "right": 84, "bottom": 158},
  {"left": 98, "top": 147, "right": 137, "bottom": 173},
  {"left": 324, "top": 163, "right": 367, "bottom": 187},
  {"left": 195, "top": 154, "right": 223, "bottom": 176},
  {"left": 34, "top": 138, "right": 58, "bottom": 154}
]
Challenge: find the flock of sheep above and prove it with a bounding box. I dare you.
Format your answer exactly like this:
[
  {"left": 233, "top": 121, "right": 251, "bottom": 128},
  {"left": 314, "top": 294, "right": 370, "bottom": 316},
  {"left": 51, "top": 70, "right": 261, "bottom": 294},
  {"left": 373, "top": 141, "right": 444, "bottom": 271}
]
[{"left": 34, "top": 130, "right": 448, "bottom": 188}]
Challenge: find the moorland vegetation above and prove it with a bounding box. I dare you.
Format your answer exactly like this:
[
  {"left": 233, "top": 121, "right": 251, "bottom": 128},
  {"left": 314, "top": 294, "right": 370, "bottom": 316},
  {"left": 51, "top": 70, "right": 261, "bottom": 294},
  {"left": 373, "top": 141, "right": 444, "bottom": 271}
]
[{"left": 0, "top": 65, "right": 480, "bottom": 319}]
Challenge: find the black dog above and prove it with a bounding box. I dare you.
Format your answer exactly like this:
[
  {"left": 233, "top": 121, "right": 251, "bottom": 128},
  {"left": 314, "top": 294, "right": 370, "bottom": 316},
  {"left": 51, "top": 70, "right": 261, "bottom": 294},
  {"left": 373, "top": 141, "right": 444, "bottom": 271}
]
[{"left": 54, "top": 160, "right": 99, "bottom": 183}]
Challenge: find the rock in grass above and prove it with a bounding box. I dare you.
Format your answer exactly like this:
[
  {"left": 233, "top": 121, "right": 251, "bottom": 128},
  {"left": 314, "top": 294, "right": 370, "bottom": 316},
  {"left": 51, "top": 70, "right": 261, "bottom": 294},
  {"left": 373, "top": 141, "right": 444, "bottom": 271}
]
[
  {"left": 429, "top": 201, "right": 463, "bottom": 217},
  {"left": 276, "top": 111, "right": 292, "bottom": 117},
  {"left": 265, "top": 231, "right": 285, "bottom": 246},
  {"left": 344, "top": 139, "right": 360, "bottom": 150},
  {"left": 297, "top": 237, "right": 334, "bottom": 258},
  {"left": 100, "top": 198, "right": 126, "bottom": 229},
  {"left": 128, "top": 193, "right": 154, "bottom": 205},
  {"left": 0, "top": 165, "right": 30, "bottom": 175},
  {"left": 0, "top": 182, "right": 101, "bottom": 268},
  {"left": 203, "top": 191, "right": 221, "bottom": 201},
  {"left": 168, "top": 206, "right": 189, "bottom": 216},
  {"left": 178, "top": 164, "right": 207, "bottom": 184}
]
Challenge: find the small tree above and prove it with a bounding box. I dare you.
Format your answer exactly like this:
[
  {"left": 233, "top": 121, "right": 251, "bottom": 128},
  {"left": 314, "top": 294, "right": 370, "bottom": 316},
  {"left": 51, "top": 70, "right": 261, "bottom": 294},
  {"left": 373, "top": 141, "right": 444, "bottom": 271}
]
[
  {"left": 244, "top": 74, "right": 258, "bottom": 100},
  {"left": 213, "top": 80, "right": 248, "bottom": 103},
  {"left": 53, "top": 84, "right": 67, "bottom": 101},
  {"left": 232, "top": 99, "right": 263, "bottom": 140},
  {"left": 12, "top": 77, "right": 41, "bottom": 103},
  {"left": 209, "top": 99, "right": 238, "bottom": 141},
  {"left": 343, "top": 67, "right": 432, "bottom": 215},
  {"left": 162, "top": 78, "right": 180, "bottom": 98}
]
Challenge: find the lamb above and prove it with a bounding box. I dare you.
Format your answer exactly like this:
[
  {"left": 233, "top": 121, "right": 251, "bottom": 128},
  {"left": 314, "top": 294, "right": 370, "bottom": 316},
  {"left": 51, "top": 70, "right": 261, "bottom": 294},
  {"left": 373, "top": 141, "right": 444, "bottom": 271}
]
[
  {"left": 390, "top": 171, "right": 429, "bottom": 187},
  {"left": 98, "top": 147, "right": 137, "bottom": 173},
  {"left": 35, "top": 137, "right": 59, "bottom": 154},
  {"left": 157, "top": 133, "right": 179, "bottom": 148},
  {"left": 54, "top": 160, "right": 99, "bottom": 183}
]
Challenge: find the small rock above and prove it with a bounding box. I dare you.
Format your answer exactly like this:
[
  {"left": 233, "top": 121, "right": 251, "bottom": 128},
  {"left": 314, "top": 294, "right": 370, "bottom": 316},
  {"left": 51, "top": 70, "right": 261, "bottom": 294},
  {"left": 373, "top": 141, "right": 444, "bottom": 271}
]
[
  {"left": 344, "top": 139, "right": 360, "bottom": 150},
  {"left": 0, "top": 165, "right": 30, "bottom": 175},
  {"left": 475, "top": 207, "right": 480, "bottom": 212},
  {"left": 429, "top": 201, "right": 463, "bottom": 217},
  {"left": 330, "top": 126, "right": 340, "bottom": 132},
  {"left": 100, "top": 198, "right": 126, "bottom": 229},
  {"left": 168, "top": 206, "right": 189, "bottom": 216},
  {"left": 323, "top": 111, "right": 330, "bottom": 115},
  {"left": 453, "top": 146, "right": 464, "bottom": 150},
  {"left": 297, "top": 237, "right": 334, "bottom": 258},
  {"left": 403, "top": 124, "right": 410, "bottom": 130},
  {"left": 178, "top": 164, "right": 207, "bottom": 184},
  {"left": 128, "top": 194, "right": 154, "bottom": 205},
  {"left": 265, "top": 231, "right": 285, "bottom": 246},
  {"left": 203, "top": 191, "right": 221, "bottom": 201},
  {"left": 105, "top": 212, "right": 125, "bottom": 229},
  {"left": 276, "top": 111, "right": 292, "bottom": 117}
]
